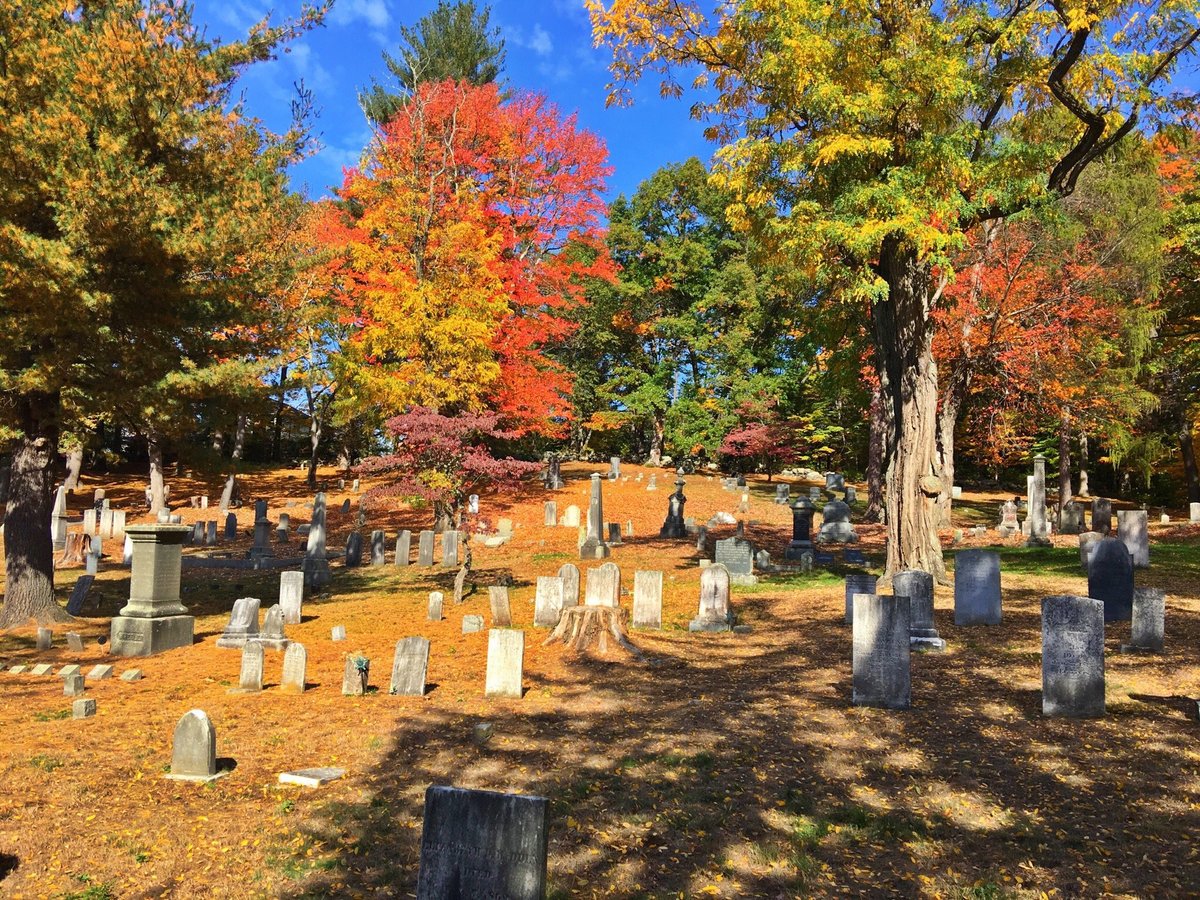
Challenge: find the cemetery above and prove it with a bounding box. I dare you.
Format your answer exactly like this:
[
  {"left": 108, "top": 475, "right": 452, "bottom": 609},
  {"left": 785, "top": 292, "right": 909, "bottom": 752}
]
[{"left": 5, "top": 0, "right": 1200, "bottom": 897}]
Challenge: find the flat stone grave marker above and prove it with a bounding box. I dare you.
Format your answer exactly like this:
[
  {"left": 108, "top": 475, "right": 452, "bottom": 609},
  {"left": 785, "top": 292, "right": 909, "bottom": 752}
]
[
  {"left": 331, "top": 625, "right": 347, "bottom": 642},
  {"left": 166, "top": 709, "right": 226, "bottom": 782},
  {"left": 1042, "top": 595, "right": 1105, "bottom": 717},
  {"left": 489, "top": 586, "right": 513, "bottom": 627},
  {"left": 844, "top": 574, "right": 878, "bottom": 624},
  {"left": 58, "top": 664, "right": 81, "bottom": 677},
  {"left": 280, "top": 643, "right": 307, "bottom": 694},
  {"left": 279, "top": 768, "right": 345, "bottom": 788},
  {"left": 533, "top": 577, "right": 565, "bottom": 627},
  {"left": 462, "top": 615, "right": 485, "bottom": 634},
  {"left": 73, "top": 698, "right": 96, "bottom": 719},
  {"left": 852, "top": 594, "right": 911, "bottom": 709},
  {"left": 120, "top": 669, "right": 143, "bottom": 681},
  {"left": 389, "top": 637, "right": 431, "bottom": 696},
  {"left": 428, "top": 591, "right": 444, "bottom": 622},
  {"left": 279, "top": 571, "right": 304, "bottom": 626},
  {"left": 484, "top": 629, "right": 524, "bottom": 698},
  {"left": 415, "top": 785, "right": 549, "bottom": 900},
  {"left": 1123, "top": 587, "right": 1165, "bottom": 653},
  {"left": 1088, "top": 537, "right": 1133, "bottom": 622},
  {"left": 584, "top": 562, "right": 620, "bottom": 607},
  {"left": 632, "top": 570, "right": 663, "bottom": 629},
  {"left": 63, "top": 673, "right": 85, "bottom": 696},
  {"left": 88, "top": 664, "right": 114, "bottom": 680},
  {"left": 557, "top": 563, "right": 580, "bottom": 607},
  {"left": 66, "top": 577, "right": 95, "bottom": 616},
  {"left": 31, "top": 664, "right": 53, "bottom": 676},
  {"left": 953, "top": 550, "right": 1002, "bottom": 625},
  {"left": 9, "top": 666, "right": 27, "bottom": 674}
]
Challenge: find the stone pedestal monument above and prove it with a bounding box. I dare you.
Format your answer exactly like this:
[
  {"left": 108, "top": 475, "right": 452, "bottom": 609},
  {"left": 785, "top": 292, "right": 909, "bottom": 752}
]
[
  {"left": 109, "top": 524, "right": 194, "bottom": 656},
  {"left": 303, "top": 492, "right": 331, "bottom": 589},
  {"left": 784, "top": 497, "right": 815, "bottom": 559},
  {"left": 659, "top": 472, "right": 688, "bottom": 539},
  {"left": 1025, "top": 455, "right": 1052, "bottom": 547},
  {"left": 579, "top": 473, "right": 611, "bottom": 560}
]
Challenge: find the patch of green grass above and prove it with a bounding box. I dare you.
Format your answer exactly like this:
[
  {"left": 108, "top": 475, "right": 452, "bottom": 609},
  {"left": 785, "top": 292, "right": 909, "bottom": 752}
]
[
  {"left": 954, "top": 546, "right": 1079, "bottom": 578},
  {"left": 734, "top": 570, "right": 847, "bottom": 593},
  {"left": 952, "top": 882, "right": 1012, "bottom": 900},
  {"left": 34, "top": 709, "right": 72, "bottom": 722},
  {"left": 57, "top": 874, "right": 115, "bottom": 900},
  {"left": 30, "top": 754, "right": 64, "bottom": 772},
  {"left": 531, "top": 551, "right": 572, "bottom": 563},
  {"left": 277, "top": 799, "right": 295, "bottom": 815}
]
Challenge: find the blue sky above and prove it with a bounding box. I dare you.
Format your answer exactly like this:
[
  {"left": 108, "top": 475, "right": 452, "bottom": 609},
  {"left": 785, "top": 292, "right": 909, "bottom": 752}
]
[{"left": 192, "top": 0, "right": 711, "bottom": 202}]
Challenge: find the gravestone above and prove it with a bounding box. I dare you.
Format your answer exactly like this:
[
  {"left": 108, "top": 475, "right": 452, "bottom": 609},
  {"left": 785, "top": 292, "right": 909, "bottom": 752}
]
[
  {"left": 844, "top": 573, "right": 878, "bottom": 624},
  {"left": 544, "top": 502, "right": 557, "bottom": 527},
  {"left": 1026, "top": 456, "right": 1051, "bottom": 547},
  {"left": 606, "top": 522, "right": 623, "bottom": 545},
  {"left": 584, "top": 562, "right": 621, "bottom": 607},
  {"left": 389, "top": 637, "right": 430, "bottom": 696},
  {"left": 442, "top": 531, "right": 460, "bottom": 568},
  {"left": 83, "top": 509, "right": 97, "bottom": 536},
  {"left": 544, "top": 455, "right": 564, "bottom": 490},
  {"left": 468, "top": 494, "right": 479, "bottom": 514},
  {"left": 303, "top": 493, "right": 331, "bottom": 590},
  {"left": 893, "top": 569, "right": 944, "bottom": 651},
  {"left": 250, "top": 518, "right": 274, "bottom": 559},
  {"left": 418, "top": 530, "right": 435, "bottom": 566},
  {"left": 1124, "top": 587, "right": 1165, "bottom": 652},
  {"left": 608, "top": 456, "right": 620, "bottom": 480},
  {"left": 714, "top": 534, "right": 755, "bottom": 584},
  {"left": 825, "top": 472, "right": 845, "bottom": 492},
  {"left": 489, "top": 586, "right": 513, "bottom": 627},
  {"left": 533, "top": 577, "right": 565, "bottom": 627},
  {"left": 58, "top": 664, "right": 81, "bottom": 677},
  {"left": 123, "top": 534, "right": 133, "bottom": 566},
  {"left": 1078, "top": 532, "right": 1102, "bottom": 568},
  {"left": 85, "top": 551, "right": 99, "bottom": 575},
  {"left": 340, "top": 498, "right": 351, "bottom": 515},
  {"left": 659, "top": 473, "right": 688, "bottom": 538},
  {"left": 216, "top": 597, "right": 261, "bottom": 649},
  {"left": 235, "top": 642, "right": 264, "bottom": 693},
  {"left": 1117, "top": 509, "right": 1150, "bottom": 568},
  {"left": 120, "top": 669, "right": 143, "bottom": 681},
  {"left": 690, "top": 563, "right": 731, "bottom": 632},
  {"left": 344, "top": 531, "right": 363, "bottom": 567},
  {"left": 73, "top": 698, "right": 96, "bottom": 719},
  {"left": 1059, "top": 500, "right": 1085, "bottom": 535},
  {"left": 342, "top": 655, "right": 370, "bottom": 696},
  {"left": 998, "top": 501, "right": 1020, "bottom": 537},
  {"left": 167, "top": 710, "right": 223, "bottom": 782},
  {"left": 331, "top": 625, "right": 346, "bottom": 641},
  {"left": 852, "top": 594, "right": 911, "bottom": 709},
  {"left": 557, "top": 563, "right": 580, "bottom": 607},
  {"left": 485, "top": 629, "right": 524, "bottom": 698},
  {"left": 1088, "top": 536, "right": 1134, "bottom": 622},
  {"left": 280, "top": 643, "right": 307, "bottom": 694},
  {"left": 395, "top": 530, "right": 412, "bottom": 567},
  {"left": 632, "top": 570, "right": 663, "bottom": 629},
  {"left": 66, "top": 632, "right": 84, "bottom": 652},
  {"left": 255, "top": 499, "right": 268, "bottom": 520},
  {"left": 775, "top": 484, "right": 790, "bottom": 504},
  {"left": 560, "top": 505, "right": 581, "bottom": 527},
  {"left": 224, "top": 513, "right": 238, "bottom": 542},
  {"left": 428, "top": 591, "right": 443, "bottom": 621},
  {"left": 845, "top": 485, "right": 857, "bottom": 505},
  {"left": 1191, "top": 502, "right": 1200, "bottom": 524},
  {"left": 109, "top": 524, "right": 195, "bottom": 657},
  {"left": 205, "top": 520, "right": 217, "bottom": 546},
  {"left": 51, "top": 484, "right": 69, "bottom": 550},
  {"left": 1041, "top": 595, "right": 1105, "bottom": 717},
  {"left": 370, "top": 530, "right": 386, "bottom": 566},
  {"left": 88, "top": 664, "right": 113, "bottom": 680},
  {"left": 462, "top": 615, "right": 484, "bottom": 634},
  {"left": 66, "top": 576, "right": 95, "bottom": 616},
  {"left": 63, "top": 673, "right": 85, "bottom": 696},
  {"left": 31, "top": 664, "right": 53, "bottom": 675},
  {"left": 257, "top": 604, "right": 289, "bottom": 650},
  {"left": 785, "top": 498, "right": 816, "bottom": 559},
  {"left": 1092, "top": 498, "right": 1113, "bottom": 535},
  {"left": 275, "top": 514, "right": 290, "bottom": 543},
  {"left": 415, "top": 785, "right": 548, "bottom": 900},
  {"left": 953, "top": 550, "right": 1002, "bottom": 625},
  {"left": 453, "top": 566, "right": 468, "bottom": 604},
  {"left": 817, "top": 500, "right": 858, "bottom": 543},
  {"left": 579, "top": 474, "right": 611, "bottom": 560},
  {"left": 279, "top": 571, "right": 304, "bottom": 626}
]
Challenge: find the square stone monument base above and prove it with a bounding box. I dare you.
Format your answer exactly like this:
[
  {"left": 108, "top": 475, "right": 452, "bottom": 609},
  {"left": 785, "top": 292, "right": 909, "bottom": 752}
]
[
  {"left": 689, "top": 615, "right": 731, "bottom": 633},
  {"left": 109, "top": 615, "right": 195, "bottom": 657},
  {"left": 579, "top": 540, "right": 611, "bottom": 560}
]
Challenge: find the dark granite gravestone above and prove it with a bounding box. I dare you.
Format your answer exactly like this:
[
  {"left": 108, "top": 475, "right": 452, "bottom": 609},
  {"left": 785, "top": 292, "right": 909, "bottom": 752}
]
[
  {"left": 370, "top": 530, "right": 386, "bottom": 566},
  {"left": 843, "top": 573, "right": 878, "bottom": 624},
  {"left": 852, "top": 594, "right": 911, "bottom": 709},
  {"left": 1087, "top": 537, "right": 1133, "bottom": 622},
  {"left": 1041, "top": 595, "right": 1104, "bottom": 717},
  {"left": 714, "top": 535, "right": 754, "bottom": 577},
  {"left": 784, "top": 498, "right": 815, "bottom": 559},
  {"left": 893, "top": 569, "right": 944, "bottom": 651},
  {"left": 416, "top": 785, "right": 549, "bottom": 900},
  {"left": 66, "top": 575, "right": 95, "bottom": 616},
  {"left": 953, "top": 550, "right": 1002, "bottom": 625},
  {"left": 344, "top": 531, "right": 363, "bottom": 568}
]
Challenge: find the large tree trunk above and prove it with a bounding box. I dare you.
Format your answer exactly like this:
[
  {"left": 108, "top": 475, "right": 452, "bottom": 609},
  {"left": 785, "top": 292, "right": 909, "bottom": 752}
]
[
  {"left": 307, "top": 388, "right": 322, "bottom": 490},
  {"left": 863, "top": 387, "right": 885, "bottom": 523},
  {"left": 1180, "top": 420, "right": 1200, "bottom": 504},
  {"left": 871, "top": 238, "right": 946, "bottom": 583},
  {"left": 1078, "top": 432, "right": 1090, "bottom": 498},
  {"left": 219, "top": 415, "right": 248, "bottom": 512},
  {"left": 148, "top": 432, "right": 166, "bottom": 514},
  {"left": 272, "top": 364, "right": 288, "bottom": 461},
  {"left": 1057, "top": 409, "right": 1073, "bottom": 513},
  {"left": 63, "top": 445, "right": 83, "bottom": 490},
  {"left": 648, "top": 408, "right": 665, "bottom": 466},
  {"left": 0, "top": 392, "right": 69, "bottom": 628},
  {"left": 935, "top": 388, "right": 964, "bottom": 528}
]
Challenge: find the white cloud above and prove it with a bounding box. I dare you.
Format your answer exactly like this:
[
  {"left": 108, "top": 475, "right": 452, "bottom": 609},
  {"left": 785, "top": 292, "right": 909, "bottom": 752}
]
[
  {"left": 508, "top": 22, "right": 554, "bottom": 57},
  {"left": 284, "top": 43, "right": 335, "bottom": 93},
  {"left": 329, "top": 0, "right": 392, "bottom": 30}
]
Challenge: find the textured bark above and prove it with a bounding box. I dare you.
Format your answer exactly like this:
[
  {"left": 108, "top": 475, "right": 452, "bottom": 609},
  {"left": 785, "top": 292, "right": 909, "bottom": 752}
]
[
  {"left": 219, "top": 415, "right": 248, "bottom": 511},
  {"left": 63, "top": 446, "right": 83, "bottom": 490},
  {"left": 147, "top": 433, "right": 166, "bottom": 514},
  {"left": 272, "top": 364, "right": 288, "bottom": 461},
  {"left": 1057, "top": 409, "right": 1073, "bottom": 513},
  {"left": 1181, "top": 421, "right": 1200, "bottom": 504},
  {"left": 863, "top": 387, "right": 885, "bottom": 524},
  {"left": 0, "top": 392, "right": 69, "bottom": 628},
  {"left": 871, "top": 237, "right": 946, "bottom": 583},
  {"left": 935, "top": 385, "right": 965, "bottom": 528},
  {"left": 1078, "top": 432, "right": 1090, "bottom": 498}
]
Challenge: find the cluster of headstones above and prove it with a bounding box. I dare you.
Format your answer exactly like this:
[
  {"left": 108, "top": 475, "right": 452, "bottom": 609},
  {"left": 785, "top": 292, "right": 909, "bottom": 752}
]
[
  {"left": 5, "top": 630, "right": 142, "bottom": 720},
  {"left": 341, "top": 528, "right": 463, "bottom": 569}
]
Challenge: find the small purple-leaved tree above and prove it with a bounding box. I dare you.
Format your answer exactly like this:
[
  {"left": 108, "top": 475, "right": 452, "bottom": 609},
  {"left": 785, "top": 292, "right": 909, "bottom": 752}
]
[{"left": 356, "top": 408, "right": 542, "bottom": 531}]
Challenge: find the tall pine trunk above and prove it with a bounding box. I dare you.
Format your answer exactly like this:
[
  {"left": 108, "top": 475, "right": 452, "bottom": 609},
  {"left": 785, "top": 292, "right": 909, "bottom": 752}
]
[
  {"left": 1078, "top": 432, "right": 1090, "bottom": 498},
  {"left": 148, "top": 432, "right": 166, "bottom": 514},
  {"left": 1057, "top": 409, "right": 1073, "bottom": 514},
  {"left": 272, "top": 364, "right": 288, "bottom": 461},
  {"left": 63, "top": 445, "right": 83, "bottom": 490},
  {"left": 872, "top": 238, "right": 946, "bottom": 583},
  {"left": 863, "top": 387, "right": 885, "bottom": 523},
  {"left": 0, "top": 392, "right": 68, "bottom": 628},
  {"left": 1180, "top": 420, "right": 1200, "bottom": 504},
  {"left": 219, "top": 415, "right": 247, "bottom": 511}
]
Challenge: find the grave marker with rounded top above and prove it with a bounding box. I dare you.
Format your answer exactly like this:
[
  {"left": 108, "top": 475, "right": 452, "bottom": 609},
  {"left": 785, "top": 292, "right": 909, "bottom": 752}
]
[
  {"left": 484, "top": 629, "right": 524, "bottom": 698},
  {"left": 1124, "top": 588, "right": 1165, "bottom": 652},
  {"left": 632, "top": 570, "right": 663, "bottom": 629},
  {"left": 216, "top": 597, "right": 261, "bottom": 649},
  {"left": 690, "top": 564, "right": 731, "bottom": 632},
  {"left": 370, "top": 529, "right": 386, "bottom": 565},
  {"left": 234, "top": 642, "right": 264, "bottom": 693},
  {"left": 1087, "top": 537, "right": 1133, "bottom": 622},
  {"left": 280, "top": 643, "right": 307, "bottom": 694},
  {"left": 584, "top": 562, "right": 621, "bottom": 607},
  {"left": 560, "top": 504, "right": 581, "bottom": 527},
  {"left": 852, "top": 594, "right": 911, "bottom": 709},
  {"left": 389, "top": 637, "right": 431, "bottom": 696},
  {"left": 279, "top": 571, "right": 304, "bottom": 626},
  {"left": 1041, "top": 595, "right": 1105, "bottom": 717},
  {"left": 1117, "top": 509, "right": 1150, "bottom": 568},
  {"left": 342, "top": 655, "right": 369, "bottom": 696},
  {"left": 427, "top": 591, "right": 443, "bottom": 621},
  {"left": 489, "top": 586, "right": 513, "bottom": 627},
  {"left": 953, "top": 550, "right": 1002, "bottom": 625},
  {"left": 1078, "top": 532, "right": 1102, "bottom": 568},
  {"left": 816, "top": 499, "right": 858, "bottom": 543},
  {"left": 533, "top": 577, "right": 565, "bottom": 627},
  {"left": 257, "top": 604, "right": 289, "bottom": 651},
  {"left": 344, "top": 531, "right": 363, "bottom": 567},
  {"left": 893, "top": 570, "right": 944, "bottom": 651},
  {"left": 166, "top": 710, "right": 225, "bottom": 782},
  {"left": 557, "top": 563, "right": 580, "bottom": 607},
  {"left": 1091, "top": 498, "right": 1113, "bottom": 535},
  {"left": 224, "top": 512, "right": 238, "bottom": 542}
]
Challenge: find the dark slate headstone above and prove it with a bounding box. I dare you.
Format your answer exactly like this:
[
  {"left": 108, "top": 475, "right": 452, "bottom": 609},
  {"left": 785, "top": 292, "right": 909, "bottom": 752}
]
[
  {"left": 1087, "top": 537, "right": 1133, "bottom": 622},
  {"left": 1091, "top": 497, "right": 1113, "bottom": 535},
  {"left": 416, "top": 785, "right": 549, "bottom": 900},
  {"left": 370, "top": 529, "right": 386, "bottom": 566},
  {"left": 953, "top": 550, "right": 1002, "bottom": 625},
  {"left": 345, "top": 531, "right": 363, "bottom": 568},
  {"left": 224, "top": 513, "right": 237, "bottom": 542},
  {"left": 1041, "top": 595, "right": 1105, "bottom": 717},
  {"left": 714, "top": 536, "right": 753, "bottom": 576},
  {"left": 893, "top": 569, "right": 944, "bottom": 651},
  {"left": 66, "top": 575, "right": 95, "bottom": 616},
  {"left": 842, "top": 549, "right": 867, "bottom": 565},
  {"left": 1126, "top": 587, "right": 1165, "bottom": 652},
  {"left": 843, "top": 573, "right": 877, "bottom": 624},
  {"left": 852, "top": 595, "right": 911, "bottom": 709}
]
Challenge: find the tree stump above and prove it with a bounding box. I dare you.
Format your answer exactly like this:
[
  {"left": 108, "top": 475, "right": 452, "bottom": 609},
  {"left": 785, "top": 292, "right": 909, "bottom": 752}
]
[
  {"left": 543, "top": 605, "right": 642, "bottom": 658},
  {"left": 56, "top": 533, "right": 91, "bottom": 568}
]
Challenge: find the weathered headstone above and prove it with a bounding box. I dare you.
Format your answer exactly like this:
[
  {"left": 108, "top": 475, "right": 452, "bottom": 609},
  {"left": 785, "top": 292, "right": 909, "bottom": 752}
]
[
  {"left": 65, "top": 631, "right": 84, "bottom": 652},
  {"left": 484, "top": 629, "right": 524, "bottom": 698},
  {"left": 205, "top": 520, "right": 217, "bottom": 546},
  {"left": 998, "top": 500, "right": 1020, "bottom": 537},
  {"left": 462, "top": 615, "right": 485, "bottom": 634},
  {"left": 304, "top": 493, "right": 331, "bottom": 590},
  {"left": 584, "top": 562, "right": 621, "bottom": 607},
  {"left": 580, "top": 474, "right": 611, "bottom": 560},
  {"left": 415, "top": 785, "right": 549, "bottom": 900},
  {"left": 817, "top": 500, "right": 858, "bottom": 543},
  {"left": 257, "top": 604, "right": 289, "bottom": 650},
  {"left": 418, "top": 530, "right": 435, "bottom": 566},
  {"left": 1088, "top": 536, "right": 1134, "bottom": 622},
  {"left": 1059, "top": 500, "right": 1085, "bottom": 535},
  {"left": 606, "top": 522, "right": 623, "bottom": 545},
  {"left": 1026, "top": 456, "right": 1051, "bottom": 546},
  {"left": 632, "top": 570, "right": 663, "bottom": 629},
  {"left": 331, "top": 624, "right": 346, "bottom": 642},
  {"left": 63, "top": 673, "right": 85, "bottom": 696},
  {"left": 775, "top": 483, "right": 790, "bottom": 504},
  {"left": 646, "top": 474, "right": 657, "bottom": 491},
  {"left": 953, "top": 550, "right": 1002, "bottom": 625},
  {"left": 714, "top": 534, "right": 755, "bottom": 583},
  {"left": 234, "top": 642, "right": 264, "bottom": 693},
  {"left": 87, "top": 664, "right": 113, "bottom": 680},
  {"left": 73, "top": 698, "right": 97, "bottom": 719},
  {"left": 1124, "top": 587, "right": 1165, "bottom": 652},
  {"left": 166, "top": 710, "right": 223, "bottom": 782},
  {"left": 852, "top": 594, "right": 911, "bottom": 709},
  {"left": 442, "top": 530, "right": 460, "bottom": 569},
  {"left": 825, "top": 472, "right": 845, "bottom": 492},
  {"left": 395, "top": 530, "right": 412, "bottom": 567},
  {"left": 608, "top": 456, "right": 620, "bottom": 480},
  {"left": 690, "top": 563, "right": 731, "bottom": 632},
  {"left": 489, "top": 585, "right": 513, "bottom": 627},
  {"left": 843, "top": 573, "right": 878, "bottom": 624},
  {"left": 1041, "top": 595, "right": 1105, "bottom": 717},
  {"left": 342, "top": 654, "right": 370, "bottom": 696},
  {"left": 1092, "top": 498, "right": 1113, "bottom": 535},
  {"left": 1078, "top": 531, "right": 1102, "bottom": 568},
  {"left": 344, "top": 531, "right": 363, "bottom": 567},
  {"left": 544, "top": 501, "right": 557, "bottom": 527},
  {"left": 1191, "top": 501, "right": 1200, "bottom": 524},
  {"left": 66, "top": 576, "right": 95, "bottom": 616},
  {"left": 279, "top": 571, "right": 304, "bottom": 626},
  {"left": 453, "top": 565, "right": 468, "bottom": 604},
  {"left": 389, "top": 637, "right": 430, "bottom": 696},
  {"left": 216, "top": 597, "right": 261, "bottom": 649},
  {"left": 893, "top": 569, "right": 944, "bottom": 651},
  {"left": 280, "top": 643, "right": 307, "bottom": 694},
  {"left": 560, "top": 505, "right": 581, "bottom": 528},
  {"left": 224, "top": 512, "right": 238, "bottom": 542},
  {"left": 1117, "top": 509, "right": 1150, "bottom": 568},
  {"left": 369, "top": 529, "right": 386, "bottom": 566},
  {"left": 109, "top": 524, "right": 195, "bottom": 657},
  {"left": 533, "top": 577, "right": 565, "bottom": 627},
  {"left": 275, "top": 514, "right": 290, "bottom": 543},
  {"left": 468, "top": 494, "right": 479, "bottom": 514},
  {"left": 120, "top": 669, "right": 143, "bottom": 681},
  {"left": 557, "top": 563, "right": 580, "bottom": 607},
  {"left": 428, "top": 591, "right": 444, "bottom": 621}
]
